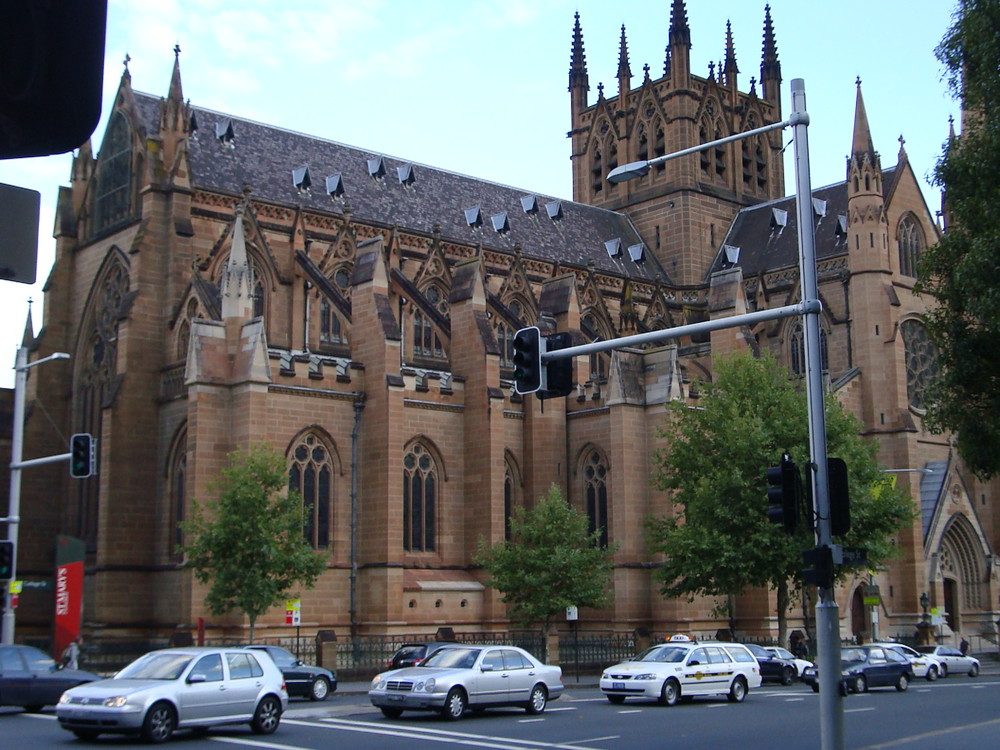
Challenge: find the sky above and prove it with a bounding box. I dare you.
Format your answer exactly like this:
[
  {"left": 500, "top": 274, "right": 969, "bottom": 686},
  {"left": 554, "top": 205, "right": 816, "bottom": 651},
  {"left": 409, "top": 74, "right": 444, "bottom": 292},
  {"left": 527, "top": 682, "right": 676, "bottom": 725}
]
[{"left": 0, "top": 0, "right": 960, "bottom": 389}]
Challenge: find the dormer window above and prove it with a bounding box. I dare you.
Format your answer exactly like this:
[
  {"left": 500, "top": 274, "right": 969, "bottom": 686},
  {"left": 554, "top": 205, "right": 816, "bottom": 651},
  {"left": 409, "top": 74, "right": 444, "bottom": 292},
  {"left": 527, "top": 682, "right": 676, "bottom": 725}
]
[
  {"left": 292, "top": 166, "right": 311, "bottom": 193},
  {"left": 545, "top": 201, "right": 563, "bottom": 220},
  {"left": 325, "top": 173, "right": 344, "bottom": 198},
  {"left": 491, "top": 212, "right": 509, "bottom": 233},
  {"left": 520, "top": 195, "right": 538, "bottom": 214},
  {"left": 628, "top": 243, "right": 645, "bottom": 262},
  {"left": 397, "top": 164, "right": 415, "bottom": 186},
  {"left": 367, "top": 156, "right": 385, "bottom": 178},
  {"left": 770, "top": 208, "right": 788, "bottom": 230},
  {"left": 605, "top": 238, "right": 623, "bottom": 258},
  {"left": 216, "top": 119, "right": 235, "bottom": 148},
  {"left": 812, "top": 198, "right": 827, "bottom": 218},
  {"left": 464, "top": 206, "right": 483, "bottom": 227}
]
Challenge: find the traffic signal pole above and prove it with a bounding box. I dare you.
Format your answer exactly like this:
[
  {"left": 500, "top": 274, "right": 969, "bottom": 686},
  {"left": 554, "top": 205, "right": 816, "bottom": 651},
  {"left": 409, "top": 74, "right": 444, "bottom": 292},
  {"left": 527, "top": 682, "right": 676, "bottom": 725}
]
[
  {"left": 2, "top": 348, "right": 70, "bottom": 645},
  {"left": 606, "top": 79, "right": 843, "bottom": 750}
]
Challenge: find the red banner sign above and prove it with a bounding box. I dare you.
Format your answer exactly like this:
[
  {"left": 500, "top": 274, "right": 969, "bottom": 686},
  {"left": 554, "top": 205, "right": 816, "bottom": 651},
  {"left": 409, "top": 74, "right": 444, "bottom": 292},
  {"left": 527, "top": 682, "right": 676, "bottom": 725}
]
[{"left": 54, "top": 536, "right": 85, "bottom": 659}]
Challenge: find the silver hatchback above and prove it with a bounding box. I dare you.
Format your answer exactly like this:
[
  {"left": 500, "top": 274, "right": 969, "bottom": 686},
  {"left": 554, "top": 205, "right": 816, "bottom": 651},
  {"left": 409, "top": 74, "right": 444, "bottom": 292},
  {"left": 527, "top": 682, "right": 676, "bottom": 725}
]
[{"left": 56, "top": 647, "right": 288, "bottom": 743}]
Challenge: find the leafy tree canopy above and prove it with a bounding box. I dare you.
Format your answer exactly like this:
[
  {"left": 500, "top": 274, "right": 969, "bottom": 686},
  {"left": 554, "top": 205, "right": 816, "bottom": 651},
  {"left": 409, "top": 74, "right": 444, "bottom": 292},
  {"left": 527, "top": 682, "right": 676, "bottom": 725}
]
[
  {"left": 475, "top": 484, "right": 616, "bottom": 632},
  {"left": 917, "top": 0, "right": 1000, "bottom": 478},
  {"left": 648, "top": 353, "right": 914, "bottom": 641},
  {"left": 179, "top": 444, "right": 327, "bottom": 641}
]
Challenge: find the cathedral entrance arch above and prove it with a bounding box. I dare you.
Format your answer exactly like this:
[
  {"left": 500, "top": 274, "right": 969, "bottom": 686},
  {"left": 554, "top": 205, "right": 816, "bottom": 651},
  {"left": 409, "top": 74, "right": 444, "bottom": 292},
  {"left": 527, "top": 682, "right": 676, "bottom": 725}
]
[
  {"left": 936, "top": 514, "right": 986, "bottom": 636},
  {"left": 850, "top": 587, "right": 865, "bottom": 641}
]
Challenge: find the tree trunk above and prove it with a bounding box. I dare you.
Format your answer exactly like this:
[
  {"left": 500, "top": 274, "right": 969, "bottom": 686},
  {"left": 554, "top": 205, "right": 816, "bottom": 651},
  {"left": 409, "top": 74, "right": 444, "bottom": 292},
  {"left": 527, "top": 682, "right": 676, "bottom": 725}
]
[
  {"left": 776, "top": 579, "right": 789, "bottom": 648},
  {"left": 248, "top": 616, "right": 256, "bottom": 644}
]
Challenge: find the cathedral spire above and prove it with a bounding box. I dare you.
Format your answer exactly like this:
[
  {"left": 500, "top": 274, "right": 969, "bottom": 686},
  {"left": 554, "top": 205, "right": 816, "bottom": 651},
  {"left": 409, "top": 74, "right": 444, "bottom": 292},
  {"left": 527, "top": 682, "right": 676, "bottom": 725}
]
[
  {"left": 760, "top": 4, "right": 781, "bottom": 107},
  {"left": 569, "top": 11, "right": 589, "bottom": 116},
  {"left": 21, "top": 301, "right": 34, "bottom": 349},
  {"left": 667, "top": 0, "right": 691, "bottom": 83},
  {"left": 617, "top": 25, "right": 632, "bottom": 101},
  {"left": 723, "top": 20, "right": 739, "bottom": 88},
  {"left": 221, "top": 204, "right": 255, "bottom": 320},
  {"left": 851, "top": 78, "right": 876, "bottom": 159},
  {"left": 168, "top": 43, "right": 184, "bottom": 104}
]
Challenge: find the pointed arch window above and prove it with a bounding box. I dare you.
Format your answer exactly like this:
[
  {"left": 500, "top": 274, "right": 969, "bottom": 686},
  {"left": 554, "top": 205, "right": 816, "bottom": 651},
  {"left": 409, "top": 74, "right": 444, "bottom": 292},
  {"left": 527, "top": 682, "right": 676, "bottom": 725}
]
[
  {"left": 94, "top": 111, "right": 134, "bottom": 234},
  {"left": 897, "top": 215, "right": 923, "bottom": 277},
  {"left": 320, "top": 298, "right": 346, "bottom": 345},
  {"left": 288, "top": 434, "right": 333, "bottom": 549},
  {"left": 582, "top": 312, "right": 610, "bottom": 383},
  {"left": 699, "top": 125, "right": 710, "bottom": 174},
  {"left": 413, "top": 310, "right": 445, "bottom": 359},
  {"left": 584, "top": 450, "right": 609, "bottom": 548},
  {"left": 504, "top": 465, "right": 514, "bottom": 541},
  {"left": 253, "top": 279, "right": 265, "bottom": 318},
  {"left": 789, "top": 321, "right": 829, "bottom": 376},
  {"left": 403, "top": 442, "right": 437, "bottom": 552},
  {"left": 169, "top": 438, "right": 187, "bottom": 559},
  {"left": 900, "top": 319, "right": 938, "bottom": 411},
  {"left": 653, "top": 123, "right": 666, "bottom": 172},
  {"left": 76, "top": 259, "right": 129, "bottom": 549},
  {"left": 591, "top": 146, "right": 604, "bottom": 195}
]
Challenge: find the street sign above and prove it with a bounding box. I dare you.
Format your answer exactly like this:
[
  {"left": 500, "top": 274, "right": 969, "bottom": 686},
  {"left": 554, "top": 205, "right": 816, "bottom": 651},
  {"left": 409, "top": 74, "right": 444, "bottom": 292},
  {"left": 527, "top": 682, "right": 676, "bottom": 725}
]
[
  {"left": 285, "top": 598, "right": 301, "bottom": 626},
  {"left": 836, "top": 546, "right": 868, "bottom": 568},
  {"left": 863, "top": 584, "right": 881, "bottom": 607}
]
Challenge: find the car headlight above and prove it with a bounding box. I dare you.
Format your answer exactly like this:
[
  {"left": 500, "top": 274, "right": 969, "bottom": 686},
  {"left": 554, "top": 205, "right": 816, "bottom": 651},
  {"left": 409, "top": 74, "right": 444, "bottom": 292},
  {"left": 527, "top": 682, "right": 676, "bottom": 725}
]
[
  {"left": 103, "top": 696, "right": 128, "bottom": 708},
  {"left": 414, "top": 679, "right": 437, "bottom": 692},
  {"left": 58, "top": 693, "right": 72, "bottom": 705},
  {"left": 371, "top": 676, "right": 385, "bottom": 690},
  {"left": 633, "top": 673, "right": 656, "bottom": 681}
]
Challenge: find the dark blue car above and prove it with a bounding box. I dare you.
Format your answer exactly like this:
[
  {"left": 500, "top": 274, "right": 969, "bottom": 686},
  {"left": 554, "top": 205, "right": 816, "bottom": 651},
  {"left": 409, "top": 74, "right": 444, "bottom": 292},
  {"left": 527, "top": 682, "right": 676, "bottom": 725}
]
[
  {"left": 0, "top": 644, "right": 100, "bottom": 711},
  {"left": 802, "top": 644, "right": 913, "bottom": 694}
]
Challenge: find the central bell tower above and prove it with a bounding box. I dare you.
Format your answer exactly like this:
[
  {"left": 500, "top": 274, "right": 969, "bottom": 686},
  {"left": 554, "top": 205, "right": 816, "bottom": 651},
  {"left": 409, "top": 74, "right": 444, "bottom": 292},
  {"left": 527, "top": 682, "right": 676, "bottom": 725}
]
[{"left": 568, "top": 2, "right": 785, "bottom": 286}]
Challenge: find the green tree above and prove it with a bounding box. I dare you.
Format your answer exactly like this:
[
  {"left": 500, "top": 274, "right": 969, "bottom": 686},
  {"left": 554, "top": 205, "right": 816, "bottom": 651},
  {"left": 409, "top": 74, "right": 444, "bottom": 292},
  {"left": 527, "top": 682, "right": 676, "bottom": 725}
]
[
  {"left": 916, "top": 0, "right": 1000, "bottom": 478},
  {"left": 648, "top": 353, "right": 914, "bottom": 645},
  {"left": 475, "top": 484, "right": 616, "bottom": 635},
  {"left": 179, "top": 444, "right": 327, "bottom": 642}
]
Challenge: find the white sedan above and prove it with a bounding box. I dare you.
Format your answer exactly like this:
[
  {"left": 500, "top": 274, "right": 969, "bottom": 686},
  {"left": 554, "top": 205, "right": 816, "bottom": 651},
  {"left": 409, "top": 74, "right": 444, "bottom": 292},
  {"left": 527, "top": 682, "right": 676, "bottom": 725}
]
[
  {"left": 600, "top": 640, "right": 761, "bottom": 706},
  {"left": 765, "top": 646, "right": 814, "bottom": 678},
  {"left": 874, "top": 642, "right": 944, "bottom": 681},
  {"left": 369, "top": 645, "right": 562, "bottom": 720},
  {"left": 915, "top": 645, "right": 980, "bottom": 677}
]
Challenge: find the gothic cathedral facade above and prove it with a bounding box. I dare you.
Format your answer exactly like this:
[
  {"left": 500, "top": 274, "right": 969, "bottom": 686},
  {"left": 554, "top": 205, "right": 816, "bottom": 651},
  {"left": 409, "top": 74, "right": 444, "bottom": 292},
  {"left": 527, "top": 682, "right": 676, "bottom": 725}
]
[{"left": 13, "top": 2, "right": 1000, "bottom": 647}]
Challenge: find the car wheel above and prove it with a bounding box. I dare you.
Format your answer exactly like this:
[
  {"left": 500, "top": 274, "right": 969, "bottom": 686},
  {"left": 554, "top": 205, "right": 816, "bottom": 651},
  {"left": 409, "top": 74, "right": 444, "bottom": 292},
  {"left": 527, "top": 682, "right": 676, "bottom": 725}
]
[
  {"left": 940, "top": 663, "right": 948, "bottom": 678},
  {"left": 853, "top": 674, "right": 867, "bottom": 694},
  {"left": 727, "top": 676, "right": 747, "bottom": 703},
  {"left": 969, "top": 663, "right": 980, "bottom": 678},
  {"left": 838, "top": 680, "right": 849, "bottom": 697},
  {"left": 441, "top": 687, "right": 467, "bottom": 721},
  {"left": 141, "top": 701, "right": 177, "bottom": 744},
  {"left": 23, "top": 704, "right": 45, "bottom": 713},
  {"left": 380, "top": 707, "right": 403, "bottom": 719},
  {"left": 251, "top": 695, "right": 282, "bottom": 735},
  {"left": 810, "top": 683, "right": 820, "bottom": 693},
  {"left": 926, "top": 665, "right": 938, "bottom": 681},
  {"left": 606, "top": 695, "right": 626, "bottom": 705},
  {"left": 310, "top": 676, "right": 330, "bottom": 701},
  {"left": 525, "top": 684, "right": 547, "bottom": 714},
  {"left": 72, "top": 730, "right": 100, "bottom": 741},
  {"left": 895, "top": 672, "right": 909, "bottom": 692},
  {"left": 781, "top": 666, "right": 795, "bottom": 686},
  {"left": 659, "top": 678, "right": 680, "bottom": 707}
]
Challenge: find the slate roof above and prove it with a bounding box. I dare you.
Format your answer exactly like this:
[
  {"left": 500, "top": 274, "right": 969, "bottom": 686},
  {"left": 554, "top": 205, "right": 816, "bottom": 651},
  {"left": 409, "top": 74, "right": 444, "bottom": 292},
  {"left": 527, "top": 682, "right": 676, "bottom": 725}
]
[
  {"left": 132, "top": 92, "right": 668, "bottom": 283},
  {"left": 711, "top": 168, "right": 900, "bottom": 280},
  {"left": 920, "top": 460, "right": 949, "bottom": 542}
]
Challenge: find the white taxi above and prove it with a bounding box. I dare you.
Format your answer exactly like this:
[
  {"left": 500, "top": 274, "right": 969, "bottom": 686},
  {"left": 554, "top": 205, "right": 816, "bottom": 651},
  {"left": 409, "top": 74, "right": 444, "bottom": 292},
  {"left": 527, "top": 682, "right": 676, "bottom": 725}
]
[{"left": 600, "top": 638, "right": 762, "bottom": 706}]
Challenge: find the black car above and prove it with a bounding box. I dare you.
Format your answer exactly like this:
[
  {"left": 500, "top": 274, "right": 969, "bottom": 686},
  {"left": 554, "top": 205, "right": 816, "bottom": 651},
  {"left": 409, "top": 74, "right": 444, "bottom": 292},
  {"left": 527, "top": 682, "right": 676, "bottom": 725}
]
[
  {"left": 745, "top": 643, "right": 798, "bottom": 685},
  {"left": 246, "top": 645, "right": 336, "bottom": 701},
  {"left": 802, "top": 645, "right": 913, "bottom": 694},
  {"left": 0, "top": 644, "right": 101, "bottom": 711},
  {"left": 388, "top": 642, "right": 456, "bottom": 670}
]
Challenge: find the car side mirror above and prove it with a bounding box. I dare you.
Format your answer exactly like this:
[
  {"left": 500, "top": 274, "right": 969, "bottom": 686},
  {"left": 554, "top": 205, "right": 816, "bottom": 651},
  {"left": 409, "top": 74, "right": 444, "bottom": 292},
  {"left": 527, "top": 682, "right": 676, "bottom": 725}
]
[
  {"left": 688, "top": 659, "right": 700, "bottom": 666},
  {"left": 187, "top": 673, "right": 207, "bottom": 684},
  {"left": 481, "top": 664, "right": 494, "bottom": 672},
  {"left": 295, "top": 660, "right": 304, "bottom": 667}
]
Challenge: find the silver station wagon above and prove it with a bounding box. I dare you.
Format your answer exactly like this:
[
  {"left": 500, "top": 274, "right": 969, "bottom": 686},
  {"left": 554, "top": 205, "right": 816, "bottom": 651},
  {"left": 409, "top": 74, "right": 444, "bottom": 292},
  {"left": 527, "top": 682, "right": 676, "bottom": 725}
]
[
  {"left": 600, "top": 637, "right": 763, "bottom": 705},
  {"left": 369, "top": 644, "right": 563, "bottom": 720},
  {"left": 56, "top": 647, "right": 288, "bottom": 743}
]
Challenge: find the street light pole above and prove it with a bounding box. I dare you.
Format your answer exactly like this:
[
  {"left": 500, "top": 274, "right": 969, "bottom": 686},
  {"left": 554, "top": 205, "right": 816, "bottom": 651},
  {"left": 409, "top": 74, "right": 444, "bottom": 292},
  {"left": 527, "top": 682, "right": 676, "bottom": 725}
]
[
  {"left": 2, "top": 347, "right": 70, "bottom": 645},
  {"left": 602, "top": 78, "right": 843, "bottom": 750}
]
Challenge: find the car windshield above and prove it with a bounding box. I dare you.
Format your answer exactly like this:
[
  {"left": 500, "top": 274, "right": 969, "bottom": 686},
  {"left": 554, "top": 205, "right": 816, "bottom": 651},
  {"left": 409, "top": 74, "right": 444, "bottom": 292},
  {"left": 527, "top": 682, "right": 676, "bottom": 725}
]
[
  {"left": 633, "top": 646, "right": 688, "bottom": 663},
  {"left": 22, "top": 646, "right": 58, "bottom": 670},
  {"left": 841, "top": 648, "right": 868, "bottom": 664},
  {"left": 771, "top": 648, "right": 795, "bottom": 659},
  {"left": 117, "top": 652, "right": 194, "bottom": 680},
  {"left": 421, "top": 647, "right": 479, "bottom": 669},
  {"left": 914, "top": 646, "right": 936, "bottom": 655}
]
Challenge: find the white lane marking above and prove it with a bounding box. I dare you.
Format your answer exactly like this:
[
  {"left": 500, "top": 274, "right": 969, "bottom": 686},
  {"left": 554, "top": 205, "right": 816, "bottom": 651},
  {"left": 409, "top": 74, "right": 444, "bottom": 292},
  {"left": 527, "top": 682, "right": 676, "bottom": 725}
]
[
  {"left": 785, "top": 697, "right": 806, "bottom": 702},
  {"left": 616, "top": 709, "right": 643, "bottom": 714},
  {"left": 845, "top": 707, "right": 876, "bottom": 714},
  {"left": 857, "top": 716, "right": 1000, "bottom": 749},
  {"left": 296, "top": 716, "right": 611, "bottom": 750},
  {"left": 21, "top": 713, "right": 57, "bottom": 721}
]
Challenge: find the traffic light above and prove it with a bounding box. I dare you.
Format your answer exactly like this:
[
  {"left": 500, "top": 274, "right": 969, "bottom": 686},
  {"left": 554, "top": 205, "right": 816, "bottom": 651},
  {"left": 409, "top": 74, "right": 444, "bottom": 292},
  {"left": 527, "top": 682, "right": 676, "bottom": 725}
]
[
  {"left": 802, "top": 545, "right": 835, "bottom": 588},
  {"left": 828, "top": 457, "right": 850, "bottom": 536},
  {"left": 69, "top": 433, "right": 95, "bottom": 479},
  {"left": 766, "top": 453, "right": 802, "bottom": 534},
  {"left": 512, "top": 326, "right": 543, "bottom": 394},
  {"left": 539, "top": 332, "right": 573, "bottom": 400},
  {"left": 0, "top": 540, "right": 13, "bottom": 580}
]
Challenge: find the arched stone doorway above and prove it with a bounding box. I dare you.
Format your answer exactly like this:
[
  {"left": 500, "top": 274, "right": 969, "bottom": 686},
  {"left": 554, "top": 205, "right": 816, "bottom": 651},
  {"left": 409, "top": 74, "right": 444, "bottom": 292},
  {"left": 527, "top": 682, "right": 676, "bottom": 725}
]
[
  {"left": 937, "top": 514, "right": 985, "bottom": 636},
  {"left": 850, "top": 587, "right": 866, "bottom": 641}
]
